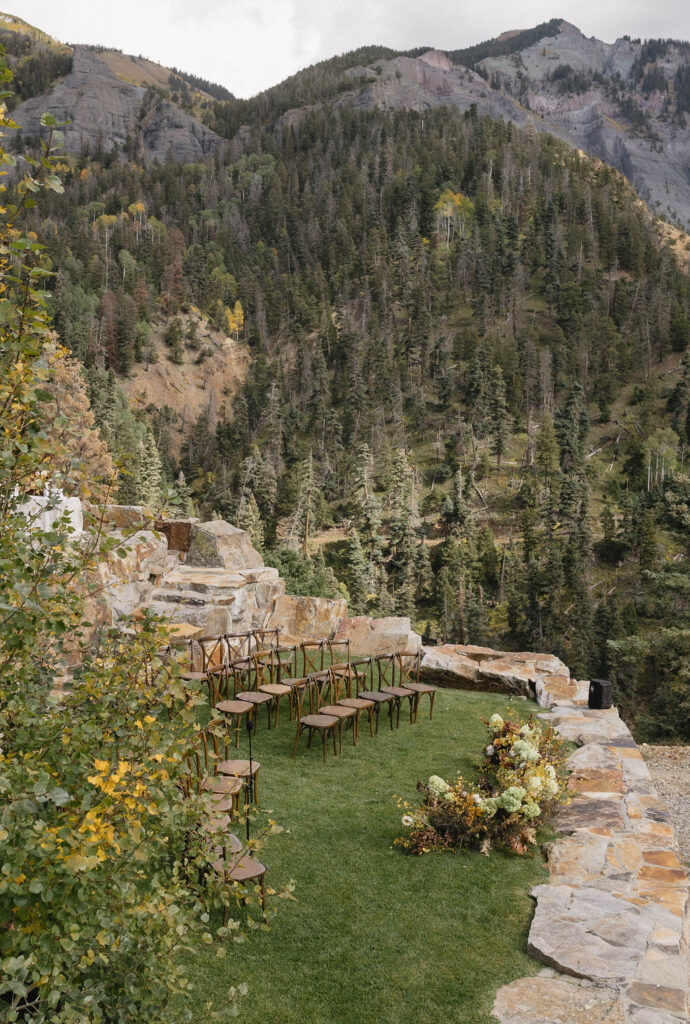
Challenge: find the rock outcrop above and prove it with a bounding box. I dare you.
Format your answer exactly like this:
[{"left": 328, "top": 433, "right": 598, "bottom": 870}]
[
  {"left": 13, "top": 47, "right": 223, "bottom": 163},
  {"left": 419, "top": 643, "right": 574, "bottom": 699},
  {"left": 186, "top": 521, "right": 265, "bottom": 571},
  {"left": 263, "top": 594, "right": 347, "bottom": 642},
  {"left": 147, "top": 565, "right": 284, "bottom": 636},
  {"left": 332, "top": 616, "right": 422, "bottom": 656}
]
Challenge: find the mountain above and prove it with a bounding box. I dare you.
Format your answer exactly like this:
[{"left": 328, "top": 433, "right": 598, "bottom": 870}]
[
  {"left": 0, "top": 13, "right": 223, "bottom": 162},
  {"left": 262, "top": 21, "right": 690, "bottom": 228}
]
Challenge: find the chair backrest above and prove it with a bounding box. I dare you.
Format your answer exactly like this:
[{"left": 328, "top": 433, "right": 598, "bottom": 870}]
[
  {"left": 375, "top": 653, "right": 397, "bottom": 689},
  {"left": 301, "top": 639, "right": 325, "bottom": 674},
  {"left": 327, "top": 639, "right": 350, "bottom": 665},
  {"left": 253, "top": 650, "right": 276, "bottom": 687},
  {"left": 197, "top": 635, "right": 227, "bottom": 672},
  {"left": 350, "top": 657, "right": 373, "bottom": 691},
  {"left": 228, "top": 657, "right": 254, "bottom": 696},
  {"left": 181, "top": 716, "right": 231, "bottom": 796},
  {"left": 397, "top": 650, "right": 421, "bottom": 685},
  {"left": 251, "top": 627, "right": 281, "bottom": 652},
  {"left": 328, "top": 663, "right": 356, "bottom": 701},
  {"left": 274, "top": 644, "right": 299, "bottom": 681},
  {"left": 207, "top": 664, "right": 229, "bottom": 706}
]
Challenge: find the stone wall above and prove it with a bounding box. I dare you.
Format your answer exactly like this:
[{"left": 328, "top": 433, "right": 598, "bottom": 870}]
[{"left": 478, "top": 653, "right": 690, "bottom": 1024}]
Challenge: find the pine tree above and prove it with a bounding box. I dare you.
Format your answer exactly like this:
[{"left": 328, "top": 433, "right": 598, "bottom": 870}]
[
  {"left": 489, "top": 364, "right": 509, "bottom": 468},
  {"left": 238, "top": 490, "right": 265, "bottom": 552},
  {"left": 138, "top": 428, "right": 162, "bottom": 508},
  {"left": 346, "top": 528, "right": 372, "bottom": 615},
  {"left": 639, "top": 509, "right": 658, "bottom": 570}
]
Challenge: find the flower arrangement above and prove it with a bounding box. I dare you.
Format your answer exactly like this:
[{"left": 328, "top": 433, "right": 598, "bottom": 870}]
[{"left": 396, "top": 713, "right": 568, "bottom": 856}]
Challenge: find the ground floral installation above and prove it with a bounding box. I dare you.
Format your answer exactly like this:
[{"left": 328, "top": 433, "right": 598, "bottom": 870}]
[{"left": 396, "top": 714, "right": 569, "bottom": 856}]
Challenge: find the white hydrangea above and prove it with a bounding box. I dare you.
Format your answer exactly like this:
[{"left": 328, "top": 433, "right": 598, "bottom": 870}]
[
  {"left": 521, "top": 801, "right": 541, "bottom": 819},
  {"left": 512, "top": 739, "right": 540, "bottom": 764},
  {"left": 496, "top": 786, "right": 526, "bottom": 813},
  {"left": 428, "top": 775, "right": 451, "bottom": 800},
  {"left": 488, "top": 714, "right": 504, "bottom": 734}
]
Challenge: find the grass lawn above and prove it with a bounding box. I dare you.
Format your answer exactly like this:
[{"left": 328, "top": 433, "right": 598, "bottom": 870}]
[{"left": 183, "top": 689, "right": 547, "bottom": 1024}]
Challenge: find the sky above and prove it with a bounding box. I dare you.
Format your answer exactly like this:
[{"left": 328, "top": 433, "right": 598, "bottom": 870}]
[{"left": 7, "top": 0, "right": 690, "bottom": 98}]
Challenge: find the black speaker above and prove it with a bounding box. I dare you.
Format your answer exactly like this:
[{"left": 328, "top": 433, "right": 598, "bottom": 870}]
[{"left": 588, "top": 678, "right": 613, "bottom": 710}]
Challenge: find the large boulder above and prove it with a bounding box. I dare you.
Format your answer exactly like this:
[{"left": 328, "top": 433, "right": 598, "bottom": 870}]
[
  {"left": 145, "top": 565, "right": 284, "bottom": 636},
  {"left": 332, "top": 616, "right": 422, "bottom": 657},
  {"left": 263, "top": 594, "right": 347, "bottom": 641},
  {"left": 419, "top": 645, "right": 481, "bottom": 687},
  {"left": 186, "top": 521, "right": 264, "bottom": 571}
]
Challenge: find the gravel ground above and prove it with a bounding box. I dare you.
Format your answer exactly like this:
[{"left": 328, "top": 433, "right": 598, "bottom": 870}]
[{"left": 640, "top": 744, "right": 690, "bottom": 866}]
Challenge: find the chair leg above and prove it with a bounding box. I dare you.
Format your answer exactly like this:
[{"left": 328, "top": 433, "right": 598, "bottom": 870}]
[
  {"left": 322, "top": 729, "right": 327, "bottom": 763},
  {"left": 367, "top": 707, "right": 374, "bottom": 737},
  {"left": 333, "top": 726, "right": 338, "bottom": 757},
  {"left": 291, "top": 722, "right": 303, "bottom": 758},
  {"left": 429, "top": 691, "right": 436, "bottom": 720},
  {"left": 388, "top": 701, "right": 394, "bottom": 730}
]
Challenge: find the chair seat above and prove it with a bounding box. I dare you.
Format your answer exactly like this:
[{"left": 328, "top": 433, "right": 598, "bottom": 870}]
[
  {"left": 319, "top": 704, "right": 357, "bottom": 719},
  {"left": 259, "top": 683, "right": 292, "bottom": 696},
  {"left": 381, "top": 686, "right": 415, "bottom": 698},
  {"left": 280, "top": 676, "right": 310, "bottom": 689},
  {"left": 401, "top": 682, "right": 437, "bottom": 693},
  {"left": 201, "top": 776, "right": 243, "bottom": 796},
  {"left": 339, "top": 697, "right": 374, "bottom": 709},
  {"left": 180, "top": 671, "right": 208, "bottom": 682},
  {"left": 218, "top": 759, "right": 260, "bottom": 777},
  {"left": 217, "top": 699, "right": 253, "bottom": 715},
  {"left": 236, "top": 691, "right": 273, "bottom": 705},
  {"left": 212, "top": 855, "right": 267, "bottom": 882},
  {"left": 359, "top": 690, "right": 394, "bottom": 703},
  {"left": 300, "top": 713, "right": 339, "bottom": 728}
]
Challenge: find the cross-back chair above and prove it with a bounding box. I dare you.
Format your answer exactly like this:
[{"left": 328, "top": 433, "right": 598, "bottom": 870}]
[
  {"left": 397, "top": 651, "right": 436, "bottom": 721},
  {"left": 357, "top": 656, "right": 395, "bottom": 733},
  {"left": 377, "top": 652, "right": 417, "bottom": 727}
]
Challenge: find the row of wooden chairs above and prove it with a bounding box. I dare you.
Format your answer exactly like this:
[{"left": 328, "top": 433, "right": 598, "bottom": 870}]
[
  {"left": 290, "top": 653, "right": 436, "bottom": 761},
  {"left": 181, "top": 716, "right": 267, "bottom": 917}
]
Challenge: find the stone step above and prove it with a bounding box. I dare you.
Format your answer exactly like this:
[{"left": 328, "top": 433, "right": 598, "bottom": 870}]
[{"left": 153, "top": 588, "right": 236, "bottom": 607}]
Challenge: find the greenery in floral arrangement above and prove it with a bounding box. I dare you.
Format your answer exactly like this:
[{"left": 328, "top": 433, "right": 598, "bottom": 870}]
[{"left": 396, "top": 714, "right": 569, "bottom": 856}]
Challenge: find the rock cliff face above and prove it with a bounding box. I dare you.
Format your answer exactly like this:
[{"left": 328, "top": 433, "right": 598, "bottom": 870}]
[
  {"left": 337, "top": 22, "right": 690, "bottom": 228},
  {"left": 13, "top": 47, "right": 222, "bottom": 163}
]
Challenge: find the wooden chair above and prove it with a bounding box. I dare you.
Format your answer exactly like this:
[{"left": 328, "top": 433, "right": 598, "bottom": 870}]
[
  {"left": 397, "top": 651, "right": 436, "bottom": 721},
  {"left": 333, "top": 663, "right": 375, "bottom": 740},
  {"left": 218, "top": 758, "right": 261, "bottom": 806},
  {"left": 356, "top": 656, "right": 395, "bottom": 733},
  {"left": 255, "top": 650, "right": 294, "bottom": 726},
  {"left": 378, "top": 653, "right": 416, "bottom": 727},
  {"left": 181, "top": 718, "right": 244, "bottom": 819},
  {"left": 212, "top": 837, "right": 267, "bottom": 921},
  {"left": 292, "top": 703, "right": 340, "bottom": 763},
  {"left": 230, "top": 657, "right": 274, "bottom": 729},
  {"left": 318, "top": 671, "right": 359, "bottom": 747},
  {"left": 211, "top": 664, "right": 255, "bottom": 746}
]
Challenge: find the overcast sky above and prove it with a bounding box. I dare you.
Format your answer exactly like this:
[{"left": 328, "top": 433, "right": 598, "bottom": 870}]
[{"left": 8, "top": 1, "right": 690, "bottom": 98}]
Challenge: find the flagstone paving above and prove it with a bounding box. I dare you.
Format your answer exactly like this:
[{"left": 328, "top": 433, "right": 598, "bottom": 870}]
[{"left": 490, "top": 655, "right": 689, "bottom": 1024}]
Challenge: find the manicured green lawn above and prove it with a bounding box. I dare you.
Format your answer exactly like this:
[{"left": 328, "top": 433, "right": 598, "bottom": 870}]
[{"left": 183, "top": 689, "right": 547, "bottom": 1024}]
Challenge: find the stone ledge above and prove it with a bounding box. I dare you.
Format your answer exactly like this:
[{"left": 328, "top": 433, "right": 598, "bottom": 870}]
[{"left": 490, "top": 659, "right": 690, "bottom": 1024}]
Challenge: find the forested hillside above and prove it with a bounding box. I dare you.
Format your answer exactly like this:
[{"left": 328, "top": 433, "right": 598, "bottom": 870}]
[{"left": 8, "top": 37, "right": 690, "bottom": 741}]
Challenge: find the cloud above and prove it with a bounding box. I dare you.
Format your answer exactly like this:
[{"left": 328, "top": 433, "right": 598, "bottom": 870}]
[{"left": 8, "top": 0, "right": 690, "bottom": 98}]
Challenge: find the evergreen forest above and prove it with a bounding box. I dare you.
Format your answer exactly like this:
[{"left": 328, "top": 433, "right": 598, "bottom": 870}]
[{"left": 16, "top": 74, "right": 690, "bottom": 742}]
